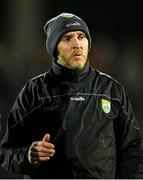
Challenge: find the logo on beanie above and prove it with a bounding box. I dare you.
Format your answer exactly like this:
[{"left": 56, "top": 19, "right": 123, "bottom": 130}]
[
  {"left": 66, "top": 22, "right": 81, "bottom": 28},
  {"left": 60, "top": 13, "right": 74, "bottom": 18}
]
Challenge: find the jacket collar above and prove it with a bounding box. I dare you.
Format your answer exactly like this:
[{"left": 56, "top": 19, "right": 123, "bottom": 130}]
[{"left": 51, "top": 60, "right": 90, "bottom": 82}]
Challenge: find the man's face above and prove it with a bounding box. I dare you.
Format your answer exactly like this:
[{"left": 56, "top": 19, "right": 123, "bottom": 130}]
[{"left": 57, "top": 31, "right": 89, "bottom": 69}]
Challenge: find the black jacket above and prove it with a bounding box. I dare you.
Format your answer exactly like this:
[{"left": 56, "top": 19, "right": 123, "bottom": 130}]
[{"left": 0, "top": 62, "right": 143, "bottom": 179}]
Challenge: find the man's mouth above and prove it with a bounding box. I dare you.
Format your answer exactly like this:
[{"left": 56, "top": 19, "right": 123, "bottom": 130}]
[
  {"left": 73, "top": 52, "right": 82, "bottom": 56},
  {"left": 74, "top": 54, "right": 81, "bottom": 56}
]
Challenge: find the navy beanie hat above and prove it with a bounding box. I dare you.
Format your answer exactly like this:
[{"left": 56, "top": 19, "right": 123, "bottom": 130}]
[{"left": 44, "top": 12, "right": 91, "bottom": 60}]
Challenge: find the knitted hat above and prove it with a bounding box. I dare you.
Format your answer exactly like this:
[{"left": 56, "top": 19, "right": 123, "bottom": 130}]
[{"left": 44, "top": 12, "right": 91, "bottom": 60}]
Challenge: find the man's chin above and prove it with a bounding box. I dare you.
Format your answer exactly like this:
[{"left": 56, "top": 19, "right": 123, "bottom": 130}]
[
  {"left": 72, "top": 59, "right": 88, "bottom": 69},
  {"left": 70, "top": 63, "right": 85, "bottom": 70}
]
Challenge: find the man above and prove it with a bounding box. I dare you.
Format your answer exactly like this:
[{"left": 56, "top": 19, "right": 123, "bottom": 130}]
[{"left": 0, "top": 12, "right": 143, "bottom": 179}]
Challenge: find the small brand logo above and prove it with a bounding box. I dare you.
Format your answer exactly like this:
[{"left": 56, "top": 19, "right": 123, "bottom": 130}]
[
  {"left": 60, "top": 13, "right": 74, "bottom": 18},
  {"left": 66, "top": 21, "right": 81, "bottom": 28},
  {"left": 101, "top": 99, "right": 111, "bottom": 113},
  {"left": 70, "top": 96, "right": 85, "bottom": 101}
]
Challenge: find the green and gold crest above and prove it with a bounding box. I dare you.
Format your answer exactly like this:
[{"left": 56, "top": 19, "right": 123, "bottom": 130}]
[{"left": 101, "top": 99, "right": 111, "bottom": 114}]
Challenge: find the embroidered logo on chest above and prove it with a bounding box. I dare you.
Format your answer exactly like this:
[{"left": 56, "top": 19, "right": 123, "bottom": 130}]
[
  {"left": 101, "top": 99, "right": 111, "bottom": 113},
  {"left": 70, "top": 96, "right": 85, "bottom": 101}
]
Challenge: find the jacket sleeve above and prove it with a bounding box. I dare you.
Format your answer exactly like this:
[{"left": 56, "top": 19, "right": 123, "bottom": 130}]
[
  {"left": 0, "top": 80, "right": 38, "bottom": 175},
  {"left": 114, "top": 84, "right": 143, "bottom": 178}
]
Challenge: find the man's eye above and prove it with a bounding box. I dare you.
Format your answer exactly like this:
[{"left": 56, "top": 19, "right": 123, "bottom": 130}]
[
  {"left": 79, "top": 35, "right": 85, "bottom": 39},
  {"left": 65, "top": 38, "right": 70, "bottom": 41},
  {"left": 63, "top": 36, "right": 70, "bottom": 41}
]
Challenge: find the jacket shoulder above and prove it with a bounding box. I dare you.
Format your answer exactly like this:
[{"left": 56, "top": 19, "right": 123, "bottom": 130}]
[{"left": 95, "top": 69, "right": 122, "bottom": 88}]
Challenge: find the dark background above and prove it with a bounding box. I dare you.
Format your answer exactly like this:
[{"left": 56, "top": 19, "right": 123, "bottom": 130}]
[{"left": 0, "top": 0, "right": 143, "bottom": 178}]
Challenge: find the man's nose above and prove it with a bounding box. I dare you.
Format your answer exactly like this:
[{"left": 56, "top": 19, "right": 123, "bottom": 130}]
[{"left": 72, "top": 38, "right": 81, "bottom": 48}]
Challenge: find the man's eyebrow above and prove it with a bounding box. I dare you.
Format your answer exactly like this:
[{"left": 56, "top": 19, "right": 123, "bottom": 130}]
[
  {"left": 63, "top": 34, "right": 71, "bottom": 37},
  {"left": 63, "top": 32, "right": 85, "bottom": 37}
]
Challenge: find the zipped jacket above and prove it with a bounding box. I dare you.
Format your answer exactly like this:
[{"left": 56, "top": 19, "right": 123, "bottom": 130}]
[{"left": 0, "top": 63, "right": 143, "bottom": 179}]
